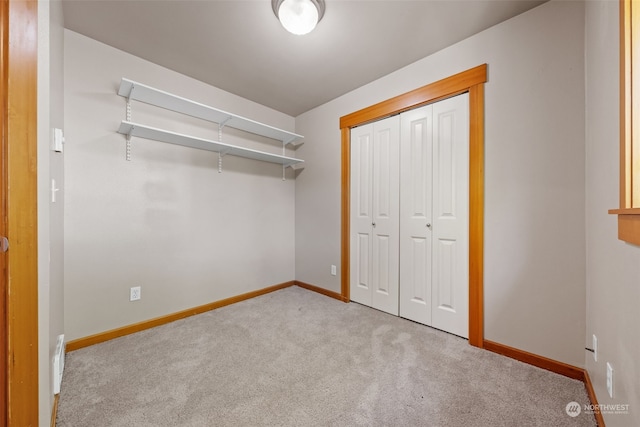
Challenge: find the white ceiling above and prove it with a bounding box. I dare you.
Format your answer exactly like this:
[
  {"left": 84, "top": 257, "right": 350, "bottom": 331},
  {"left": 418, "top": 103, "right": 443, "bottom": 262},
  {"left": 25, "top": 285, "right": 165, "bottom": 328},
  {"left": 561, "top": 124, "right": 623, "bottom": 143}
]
[{"left": 62, "top": 0, "right": 546, "bottom": 117}]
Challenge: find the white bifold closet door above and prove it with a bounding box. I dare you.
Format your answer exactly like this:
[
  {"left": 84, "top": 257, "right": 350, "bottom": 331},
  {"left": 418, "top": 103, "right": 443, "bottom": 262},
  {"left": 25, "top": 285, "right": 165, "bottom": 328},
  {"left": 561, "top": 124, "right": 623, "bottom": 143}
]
[
  {"left": 399, "top": 94, "right": 469, "bottom": 338},
  {"left": 350, "top": 115, "right": 400, "bottom": 315}
]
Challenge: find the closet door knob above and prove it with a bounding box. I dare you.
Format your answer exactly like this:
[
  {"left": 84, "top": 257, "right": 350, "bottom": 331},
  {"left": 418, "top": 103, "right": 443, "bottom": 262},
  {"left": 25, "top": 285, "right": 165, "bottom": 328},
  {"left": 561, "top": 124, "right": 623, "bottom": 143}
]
[
  {"left": 426, "top": 223, "right": 431, "bottom": 229},
  {"left": 372, "top": 222, "right": 376, "bottom": 227}
]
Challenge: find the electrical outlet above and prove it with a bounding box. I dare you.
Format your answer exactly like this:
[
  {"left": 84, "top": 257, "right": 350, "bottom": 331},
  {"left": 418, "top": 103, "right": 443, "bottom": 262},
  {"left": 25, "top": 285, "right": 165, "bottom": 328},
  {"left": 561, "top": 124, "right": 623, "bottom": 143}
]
[
  {"left": 606, "top": 362, "right": 614, "bottom": 398},
  {"left": 130, "top": 286, "right": 141, "bottom": 301},
  {"left": 331, "top": 265, "right": 337, "bottom": 276},
  {"left": 593, "top": 334, "right": 598, "bottom": 362}
]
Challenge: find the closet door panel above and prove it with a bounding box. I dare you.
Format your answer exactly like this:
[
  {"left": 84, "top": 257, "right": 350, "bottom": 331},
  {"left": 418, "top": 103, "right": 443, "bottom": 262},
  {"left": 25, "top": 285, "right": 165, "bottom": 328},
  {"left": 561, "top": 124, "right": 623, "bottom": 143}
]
[
  {"left": 350, "top": 124, "right": 374, "bottom": 306},
  {"left": 399, "top": 105, "right": 433, "bottom": 324},
  {"left": 431, "top": 94, "right": 469, "bottom": 338},
  {"left": 371, "top": 117, "right": 400, "bottom": 315},
  {"left": 372, "top": 234, "right": 390, "bottom": 293},
  {"left": 435, "top": 238, "right": 456, "bottom": 309}
]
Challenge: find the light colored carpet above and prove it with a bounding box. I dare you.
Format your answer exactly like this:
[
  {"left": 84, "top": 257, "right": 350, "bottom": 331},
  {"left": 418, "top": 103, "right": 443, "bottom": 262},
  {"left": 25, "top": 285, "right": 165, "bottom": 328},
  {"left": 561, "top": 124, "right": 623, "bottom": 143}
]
[{"left": 57, "top": 286, "right": 596, "bottom": 426}]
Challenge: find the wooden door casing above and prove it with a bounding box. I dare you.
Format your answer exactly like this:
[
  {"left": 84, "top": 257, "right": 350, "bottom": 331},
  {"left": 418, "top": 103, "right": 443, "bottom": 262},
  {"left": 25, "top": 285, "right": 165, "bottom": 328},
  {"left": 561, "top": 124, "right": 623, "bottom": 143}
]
[{"left": 340, "top": 64, "right": 487, "bottom": 347}]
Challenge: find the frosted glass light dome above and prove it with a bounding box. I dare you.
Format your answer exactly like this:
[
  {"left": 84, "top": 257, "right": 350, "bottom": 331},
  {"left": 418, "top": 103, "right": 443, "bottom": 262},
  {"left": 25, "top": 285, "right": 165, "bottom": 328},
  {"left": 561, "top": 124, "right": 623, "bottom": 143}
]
[{"left": 273, "top": 0, "right": 325, "bottom": 35}]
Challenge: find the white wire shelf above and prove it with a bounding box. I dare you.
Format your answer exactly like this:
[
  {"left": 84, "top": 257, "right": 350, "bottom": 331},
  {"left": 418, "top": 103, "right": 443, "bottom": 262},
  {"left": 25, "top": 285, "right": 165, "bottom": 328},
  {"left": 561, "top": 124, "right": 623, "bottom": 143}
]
[
  {"left": 118, "top": 78, "right": 304, "bottom": 146},
  {"left": 117, "top": 121, "right": 304, "bottom": 168}
]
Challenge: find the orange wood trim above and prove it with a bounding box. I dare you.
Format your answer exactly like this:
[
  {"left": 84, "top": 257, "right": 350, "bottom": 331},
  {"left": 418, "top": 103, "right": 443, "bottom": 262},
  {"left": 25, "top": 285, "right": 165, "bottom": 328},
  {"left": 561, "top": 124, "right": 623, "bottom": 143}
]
[
  {"left": 631, "top": 0, "right": 640, "bottom": 207},
  {"left": 615, "top": 213, "right": 640, "bottom": 245},
  {"left": 609, "top": 208, "right": 640, "bottom": 244},
  {"left": 66, "top": 281, "right": 295, "bottom": 352},
  {"left": 340, "top": 64, "right": 487, "bottom": 129},
  {"left": 583, "top": 370, "right": 606, "bottom": 427},
  {"left": 339, "top": 64, "right": 487, "bottom": 347},
  {"left": 50, "top": 394, "right": 59, "bottom": 427},
  {"left": 483, "top": 340, "right": 584, "bottom": 380},
  {"left": 468, "top": 83, "right": 485, "bottom": 348},
  {"left": 295, "top": 280, "right": 346, "bottom": 302},
  {"left": 6, "top": 0, "right": 39, "bottom": 425},
  {"left": 621, "top": 0, "right": 631, "bottom": 209},
  {"left": 340, "top": 127, "right": 350, "bottom": 302},
  {"left": 608, "top": 207, "right": 640, "bottom": 214},
  {"left": 0, "top": 0, "right": 8, "bottom": 423},
  {"left": 615, "top": 0, "right": 640, "bottom": 244}
]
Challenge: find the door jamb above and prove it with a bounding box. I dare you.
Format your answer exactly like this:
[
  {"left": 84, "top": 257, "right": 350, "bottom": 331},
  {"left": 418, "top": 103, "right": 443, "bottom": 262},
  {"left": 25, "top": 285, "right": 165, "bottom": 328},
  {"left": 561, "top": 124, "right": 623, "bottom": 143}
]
[
  {"left": 339, "top": 64, "right": 487, "bottom": 347},
  {"left": 3, "top": 0, "right": 40, "bottom": 424},
  {"left": 0, "top": 0, "right": 7, "bottom": 423}
]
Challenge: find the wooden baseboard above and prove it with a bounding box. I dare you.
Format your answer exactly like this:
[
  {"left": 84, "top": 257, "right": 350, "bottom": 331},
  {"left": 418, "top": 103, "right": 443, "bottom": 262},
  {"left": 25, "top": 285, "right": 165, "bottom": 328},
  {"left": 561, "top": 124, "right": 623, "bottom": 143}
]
[
  {"left": 66, "top": 281, "right": 295, "bottom": 352},
  {"left": 295, "top": 280, "right": 348, "bottom": 302},
  {"left": 51, "top": 394, "right": 59, "bottom": 427},
  {"left": 583, "top": 370, "right": 606, "bottom": 427},
  {"left": 65, "top": 280, "right": 344, "bottom": 352},
  {"left": 483, "top": 340, "right": 584, "bottom": 380},
  {"left": 484, "top": 340, "right": 606, "bottom": 426}
]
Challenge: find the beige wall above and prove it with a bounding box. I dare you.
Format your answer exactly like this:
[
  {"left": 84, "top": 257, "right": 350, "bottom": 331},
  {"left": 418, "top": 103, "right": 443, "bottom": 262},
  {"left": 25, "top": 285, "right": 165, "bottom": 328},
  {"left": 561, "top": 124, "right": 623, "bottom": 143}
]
[
  {"left": 38, "top": 0, "right": 65, "bottom": 424},
  {"left": 295, "top": 0, "right": 587, "bottom": 366},
  {"left": 63, "top": 30, "right": 297, "bottom": 341},
  {"left": 585, "top": 1, "right": 640, "bottom": 425}
]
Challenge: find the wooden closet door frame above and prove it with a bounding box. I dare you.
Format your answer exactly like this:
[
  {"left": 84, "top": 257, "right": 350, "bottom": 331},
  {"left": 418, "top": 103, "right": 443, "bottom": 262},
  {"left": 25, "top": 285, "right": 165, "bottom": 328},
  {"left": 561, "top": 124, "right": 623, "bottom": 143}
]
[
  {"left": 0, "top": 1, "right": 6, "bottom": 423},
  {"left": 340, "top": 64, "right": 487, "bottom": 347},
  {"left": 2, "top": 0, "right": 39, "bottom": 424}
]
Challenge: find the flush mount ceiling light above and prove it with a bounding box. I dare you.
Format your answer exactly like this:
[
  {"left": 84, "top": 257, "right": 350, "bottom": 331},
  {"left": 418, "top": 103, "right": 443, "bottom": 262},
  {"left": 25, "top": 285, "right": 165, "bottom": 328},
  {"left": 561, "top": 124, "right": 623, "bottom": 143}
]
[{"left": 272, "top": 0, "right": 325, "bottom": 35}]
